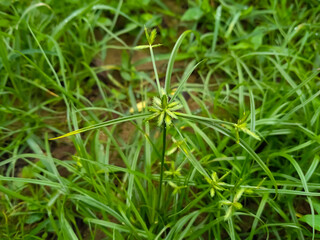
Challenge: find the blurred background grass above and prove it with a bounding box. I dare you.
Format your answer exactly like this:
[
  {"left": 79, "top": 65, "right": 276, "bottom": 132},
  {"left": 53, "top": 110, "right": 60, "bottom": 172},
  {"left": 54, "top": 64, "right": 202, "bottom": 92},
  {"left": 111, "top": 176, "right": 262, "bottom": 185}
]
[{"left": 1, "top": 0, "right": 320, "bottom": 239}]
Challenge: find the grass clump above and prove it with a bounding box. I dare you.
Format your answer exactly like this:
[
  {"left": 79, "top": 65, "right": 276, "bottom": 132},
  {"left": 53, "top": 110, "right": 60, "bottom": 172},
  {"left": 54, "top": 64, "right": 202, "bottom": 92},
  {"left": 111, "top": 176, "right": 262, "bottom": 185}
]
[{"left": 1, "top": 0, "right": 320, "bottom": 239}]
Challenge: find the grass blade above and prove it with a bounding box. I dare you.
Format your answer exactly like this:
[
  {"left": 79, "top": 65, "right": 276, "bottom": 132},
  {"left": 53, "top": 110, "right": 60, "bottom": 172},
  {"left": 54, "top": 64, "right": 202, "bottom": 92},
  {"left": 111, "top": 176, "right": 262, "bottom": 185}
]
[
  {"left": 49, "top": 113, "right": 150, "bottom": 140},
  {"left": 170, "top": 59, "right": 205, "bottom": 103},
  {"left": 164, "top": 30, "right": 193, "bottom": 95}
]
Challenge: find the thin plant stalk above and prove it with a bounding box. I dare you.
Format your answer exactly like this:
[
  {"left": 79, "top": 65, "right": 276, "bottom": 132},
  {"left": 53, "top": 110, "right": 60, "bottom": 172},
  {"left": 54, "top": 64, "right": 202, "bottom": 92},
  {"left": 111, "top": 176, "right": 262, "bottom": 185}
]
[
  {"left": 158, "top": 119, "right": 167, "bottom": 210},
  {"left": 149, "top": 45, "right": 161, "bottom": 97}
]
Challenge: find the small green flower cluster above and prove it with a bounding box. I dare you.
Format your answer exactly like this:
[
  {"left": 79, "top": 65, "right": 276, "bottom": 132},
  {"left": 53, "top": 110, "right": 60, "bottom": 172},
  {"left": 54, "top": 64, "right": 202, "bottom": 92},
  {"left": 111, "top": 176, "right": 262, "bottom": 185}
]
[{"left": 146, "top": 92, "right": 182, "bottom": 126}]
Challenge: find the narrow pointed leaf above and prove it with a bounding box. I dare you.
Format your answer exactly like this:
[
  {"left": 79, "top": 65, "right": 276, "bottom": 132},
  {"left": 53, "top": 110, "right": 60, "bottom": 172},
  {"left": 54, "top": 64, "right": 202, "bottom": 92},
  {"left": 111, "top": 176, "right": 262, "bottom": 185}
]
[
  {"left": 50, "top": 113, "right": 151, "bottom": 140},
  {"left": 134, "top": 45, "right": 149, "bottom": 50},
  {"left": 149, "top": 29, "right": 157, "bottom": 45},
  {"left": 241, "top": 127, "right": 261, "bottom": 141},
  {"left": 165, "top": 30, "right": 193, "bottom": 94},
  {"left": 144, "top": 26, "right": 150, "bottom": 43},
  {"left": 170, "top": 59, "right": 205, "bottom": 102}
]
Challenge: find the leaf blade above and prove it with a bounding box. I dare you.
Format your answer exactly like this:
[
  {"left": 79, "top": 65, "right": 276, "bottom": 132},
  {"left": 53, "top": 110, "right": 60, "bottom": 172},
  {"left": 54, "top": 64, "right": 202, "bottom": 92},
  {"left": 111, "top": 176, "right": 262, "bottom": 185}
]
[{"left": 49, "top": 113, "right": 151, "bottom": 140}]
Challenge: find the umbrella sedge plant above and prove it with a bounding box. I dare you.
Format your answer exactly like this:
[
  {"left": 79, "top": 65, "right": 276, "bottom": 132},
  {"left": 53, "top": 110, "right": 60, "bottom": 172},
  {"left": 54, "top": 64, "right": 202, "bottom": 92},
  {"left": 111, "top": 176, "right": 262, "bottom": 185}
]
[
  {"left": 1, "top": 1, "right": 320, "bottom": 238},
  {"left": 49, "top": 28, "right": 275, "bottom": 216}
]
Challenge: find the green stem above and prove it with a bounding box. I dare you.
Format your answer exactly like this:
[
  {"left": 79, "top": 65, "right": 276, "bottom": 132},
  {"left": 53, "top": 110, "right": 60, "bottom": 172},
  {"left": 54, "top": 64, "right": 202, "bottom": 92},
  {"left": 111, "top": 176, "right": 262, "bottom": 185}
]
[
  {"left": 149, "top": 45, "right": 161, "bottom": 97},
  {"left": 158, "top": 120, "right": 167, "bottom": 210}
]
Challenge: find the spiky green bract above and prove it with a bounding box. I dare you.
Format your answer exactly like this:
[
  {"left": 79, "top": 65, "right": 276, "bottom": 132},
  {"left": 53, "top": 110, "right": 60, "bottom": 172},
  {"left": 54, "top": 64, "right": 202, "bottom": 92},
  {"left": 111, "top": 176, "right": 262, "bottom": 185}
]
[
  {"left": 144, "top": 26, "right": 157, "bottom": 46},
  {"left": 234, "top": 112, "right": 261, "bottom": 143}
]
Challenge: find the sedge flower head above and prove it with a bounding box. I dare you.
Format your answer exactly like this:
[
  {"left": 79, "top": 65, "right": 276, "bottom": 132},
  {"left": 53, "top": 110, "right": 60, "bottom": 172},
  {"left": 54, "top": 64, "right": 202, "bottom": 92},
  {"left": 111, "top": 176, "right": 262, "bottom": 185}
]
[
  {"left": 205, "top": 171, "right": 227, "bottom": 197},
  {"left": 146, "top": 92, "right": 182, "bottom": 126}
]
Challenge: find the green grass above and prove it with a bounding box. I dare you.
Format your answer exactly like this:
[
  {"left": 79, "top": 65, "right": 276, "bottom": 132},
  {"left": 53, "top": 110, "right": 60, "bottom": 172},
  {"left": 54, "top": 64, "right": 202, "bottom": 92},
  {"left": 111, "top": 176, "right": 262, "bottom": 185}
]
[{"left": 1, "top": 0, "right": 320, "bottom": 239}]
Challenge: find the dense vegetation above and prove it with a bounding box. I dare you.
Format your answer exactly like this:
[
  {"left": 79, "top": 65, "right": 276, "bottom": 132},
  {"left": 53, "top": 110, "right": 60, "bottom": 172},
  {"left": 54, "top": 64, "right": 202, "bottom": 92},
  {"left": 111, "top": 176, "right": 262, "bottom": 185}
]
[{"left": 1, "top": 0, "right": 320, "bottom": 239}]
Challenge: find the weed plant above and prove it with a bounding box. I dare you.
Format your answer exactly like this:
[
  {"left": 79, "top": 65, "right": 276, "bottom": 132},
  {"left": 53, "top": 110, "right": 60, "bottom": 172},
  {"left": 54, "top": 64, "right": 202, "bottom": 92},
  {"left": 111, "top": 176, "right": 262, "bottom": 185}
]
[{"left": 0, "top": 0, "right": 320, "bottom": 239}]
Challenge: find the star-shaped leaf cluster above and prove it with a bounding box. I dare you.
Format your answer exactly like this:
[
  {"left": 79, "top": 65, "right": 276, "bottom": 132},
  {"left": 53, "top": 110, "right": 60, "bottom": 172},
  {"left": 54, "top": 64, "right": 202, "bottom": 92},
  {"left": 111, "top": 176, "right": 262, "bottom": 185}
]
[
  {"left": 234, "top": 112, "right": 261, "bottom": 143},
  {"left": 146, "top": 94, "right": 182, "bottom": 126},
  {"left": 220, "top": 188, "right": 245, "bottom": 220},
  {"left": 205, "top": 171, "right": 229, "bottom": 198}
]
